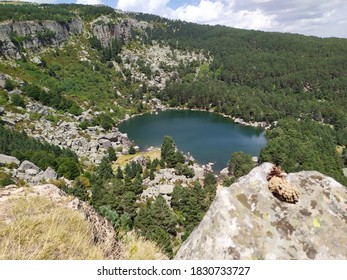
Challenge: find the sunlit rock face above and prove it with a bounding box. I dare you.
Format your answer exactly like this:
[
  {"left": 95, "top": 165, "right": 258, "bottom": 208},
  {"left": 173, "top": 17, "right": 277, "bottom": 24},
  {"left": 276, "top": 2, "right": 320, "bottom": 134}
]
[{"left": 175, "top": 163, "right": 347, "bottom": 260}]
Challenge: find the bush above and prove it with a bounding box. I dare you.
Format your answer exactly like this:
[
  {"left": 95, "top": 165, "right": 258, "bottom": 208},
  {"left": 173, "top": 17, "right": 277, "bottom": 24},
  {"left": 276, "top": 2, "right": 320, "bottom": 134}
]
[
  {"left": 4, "top": 79, "right": 15, "bottom": 91},
  {"left": 57, "top": 158, "right": 81, "bottom": 180},
  {"left": 10, "top": 94, "right": 25, "bottom": 108},
  {"left": 128, "top": 145, "right": 136, "bottom": 155},
  {"left": 92, "top": 113, "right": 115, "bottom": 131},
  {"left": 0, "top": 172, "right": 14, "bottom": 188},
  {"left": 107, "top": 147, "right": 117, "bottom": 161},
  {"left": 228, "top": 151, "right": 254, "bottom": 178}
]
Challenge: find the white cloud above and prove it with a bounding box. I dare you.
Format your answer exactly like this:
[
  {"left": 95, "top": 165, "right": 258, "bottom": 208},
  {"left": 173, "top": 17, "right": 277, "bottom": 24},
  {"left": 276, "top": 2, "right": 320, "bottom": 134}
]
[
  {"left": 115, "top": 0, "right": 347, "bottom": 38},
  {"left": 117, "top": 0, "right": 169, "bottom": 14},
  {"left": 172, "top": 0, "right": 225, "bottom": 24},
  {"left": 12, "top": 0, "right": 347, "bottom": 38}
]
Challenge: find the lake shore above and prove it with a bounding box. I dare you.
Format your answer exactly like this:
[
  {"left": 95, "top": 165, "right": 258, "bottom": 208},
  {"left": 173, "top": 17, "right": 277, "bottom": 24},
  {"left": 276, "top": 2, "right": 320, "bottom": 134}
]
[{"left": 116, "top": 101, "right": 272, "bottom": 131}]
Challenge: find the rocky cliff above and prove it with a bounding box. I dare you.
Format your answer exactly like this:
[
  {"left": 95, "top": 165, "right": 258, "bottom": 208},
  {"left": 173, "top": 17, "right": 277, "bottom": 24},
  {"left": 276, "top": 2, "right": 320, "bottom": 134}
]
[
  {"left": 175, "top": 163, "right": 347, "bottom": 260},
  {"left": 0, "top": 18, "right": 83, "bottom": 59}
]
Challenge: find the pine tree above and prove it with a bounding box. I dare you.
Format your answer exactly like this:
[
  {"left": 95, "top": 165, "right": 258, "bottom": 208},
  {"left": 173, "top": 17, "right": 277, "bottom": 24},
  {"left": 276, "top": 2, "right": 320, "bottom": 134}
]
[
  {"left": 132, "top": 173, "right": 143, "bottom": 195},
  {"left": 107, "top": 146, "right": 117, "bottom": 161},
  {"left": 96, "top": 156, "right": 114, "bottom": 182},
  {"left": 161, "top": 135, "right": 175, "bottom": 163},
  {"left": 116, "top": 166, "right": 124, "bottom": 179}
]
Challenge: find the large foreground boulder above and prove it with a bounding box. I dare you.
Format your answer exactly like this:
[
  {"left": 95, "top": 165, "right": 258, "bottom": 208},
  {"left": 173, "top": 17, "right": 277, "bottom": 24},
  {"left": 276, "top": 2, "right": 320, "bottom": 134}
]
[
  {"left": 0, "top": 154, "right": 20, "bottom": 167},
  {"left": 175, "top": 163, "right": 347, "bottom": 260}
]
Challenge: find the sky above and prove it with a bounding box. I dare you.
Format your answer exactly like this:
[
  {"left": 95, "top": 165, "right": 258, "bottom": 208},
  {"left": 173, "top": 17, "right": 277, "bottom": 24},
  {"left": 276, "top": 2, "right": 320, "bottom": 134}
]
[{"left": 16, "top": 0, "right": 347, "bottom": 38}]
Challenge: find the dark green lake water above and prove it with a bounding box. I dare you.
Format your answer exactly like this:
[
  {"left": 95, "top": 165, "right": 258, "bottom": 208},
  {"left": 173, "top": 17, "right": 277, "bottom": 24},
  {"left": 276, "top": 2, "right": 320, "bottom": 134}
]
[{"left": 118, "top": 110, "right": 267, "bottom": 171}]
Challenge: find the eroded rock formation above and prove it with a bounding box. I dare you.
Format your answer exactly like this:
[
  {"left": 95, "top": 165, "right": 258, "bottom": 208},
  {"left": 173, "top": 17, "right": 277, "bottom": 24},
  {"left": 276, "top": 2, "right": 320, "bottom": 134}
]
[{"left": 175, "top": 163, "right": 347, "bottom": 260}]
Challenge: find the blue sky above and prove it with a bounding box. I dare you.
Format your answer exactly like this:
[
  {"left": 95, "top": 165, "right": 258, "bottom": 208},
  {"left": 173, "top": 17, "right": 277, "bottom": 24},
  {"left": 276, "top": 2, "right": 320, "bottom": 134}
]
[{"left": 17, "top": 1, "right": 347, "bottom": 38}]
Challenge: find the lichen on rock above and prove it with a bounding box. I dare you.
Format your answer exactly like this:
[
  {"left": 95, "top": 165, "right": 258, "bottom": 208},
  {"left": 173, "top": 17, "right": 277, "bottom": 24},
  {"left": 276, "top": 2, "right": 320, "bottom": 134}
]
[{"left": 175, "top": 163, "right": 347, "bottom": 260}]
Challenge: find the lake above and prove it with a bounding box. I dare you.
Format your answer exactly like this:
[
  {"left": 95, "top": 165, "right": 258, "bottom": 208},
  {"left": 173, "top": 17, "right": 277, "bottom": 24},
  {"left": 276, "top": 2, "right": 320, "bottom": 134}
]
[{"left": 118, "top": 110, "right": 267, "bottom": 172}]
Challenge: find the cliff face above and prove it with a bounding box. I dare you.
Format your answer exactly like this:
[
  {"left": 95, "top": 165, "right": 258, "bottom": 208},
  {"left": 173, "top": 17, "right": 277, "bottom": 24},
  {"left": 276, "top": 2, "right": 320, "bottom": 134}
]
[
  {"left": 0, "top": 18, "right": 83, "bottom": 59},
  {"left": 92, "top": 18, "right": 150, "bottom": 48},
  {"left": 0, "top": 16, "right": 150, "bottom": 59},
  {"left": 175, "top": 163, "right": 347, "bottom": 260}
]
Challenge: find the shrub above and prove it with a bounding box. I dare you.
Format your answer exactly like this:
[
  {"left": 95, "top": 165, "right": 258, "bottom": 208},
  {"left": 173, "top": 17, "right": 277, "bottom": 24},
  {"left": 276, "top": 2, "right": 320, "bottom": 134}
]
[{"left": 10, "top": 94, "right": 25, "bottom": 108}]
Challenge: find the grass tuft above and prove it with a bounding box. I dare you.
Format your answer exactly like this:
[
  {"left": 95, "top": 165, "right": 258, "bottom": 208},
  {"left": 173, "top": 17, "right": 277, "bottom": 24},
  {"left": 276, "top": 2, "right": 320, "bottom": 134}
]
[
  {"left": 121, "top": 232, "right": 168, "bottom": 260},
  {"left": 0, "top": 196, "right": 105, "bottom": 260}
]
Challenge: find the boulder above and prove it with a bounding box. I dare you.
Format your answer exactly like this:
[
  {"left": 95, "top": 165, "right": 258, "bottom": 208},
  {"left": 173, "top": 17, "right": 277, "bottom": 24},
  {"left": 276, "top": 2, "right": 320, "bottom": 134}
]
[
  {"left": 18, "top": 160, "right": 40, "bottom": 172},
  {"left": 98, "top": 139, "right": 112, "bottom": 149},
  {"left": 219, "top": 167, "right": 229, "bottom": 176},
  {"left": 193, "top": 165, "right": 205, "bottom": 179},
  {"left": 252, "top": 156, "right": 259, "bottom": 163},
  {"left": 42, "top": 167, "right": 57, "bottom": 181},
  {"left": 159, "top": 184, "right": 174, "bottom": 195},
  {"left": 130, "top": 155, "right": 146, "bottom": 167},
  {"left": 25, "top": 168, "right": 39, "bottom": 176},
  {"left": 175, "top": 163, "right": 347, "bottom": 260},
  {"left": 103, "top": 131, "right": 122, "bottom": 142},
  {"left": 0, "top": 154, "right": 20, "bottom": 167},
  {"left": 141, "top": 186, "right": 159, "bottom": 199}
]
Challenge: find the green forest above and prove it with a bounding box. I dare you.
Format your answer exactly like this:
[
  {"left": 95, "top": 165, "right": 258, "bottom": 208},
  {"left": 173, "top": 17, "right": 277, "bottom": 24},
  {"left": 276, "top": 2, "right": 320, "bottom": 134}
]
[{"left": 133, "top": 13, "right": 347, "bottom": 185}]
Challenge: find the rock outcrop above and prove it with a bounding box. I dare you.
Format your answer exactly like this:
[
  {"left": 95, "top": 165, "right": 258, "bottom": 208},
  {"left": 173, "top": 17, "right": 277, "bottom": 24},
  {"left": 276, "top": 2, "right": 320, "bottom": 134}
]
[
  {"left": 92, "top": 18, "right": 150, "bottom": 48},
  {"left": 175, "top": 163, "right": 347, "bottom": 260},
  {"left": 0, "top": 154, "right": 20, "bottom": 167},
  {"left": 0, "top": 18, "right": 83, "bottom": 59}
]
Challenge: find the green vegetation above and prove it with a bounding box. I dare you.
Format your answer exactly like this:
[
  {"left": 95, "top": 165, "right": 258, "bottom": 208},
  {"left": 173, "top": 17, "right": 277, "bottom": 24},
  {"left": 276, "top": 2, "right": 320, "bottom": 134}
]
[
  {"left": 88, "top": 136, "right": 216, "bottom": 257},
  {"left": 0, "top": 3, "right": 116, "bottom": 22},
  {"left": 171, "top": 175, "right": 216, "bottom": 240},
  {"left": 228, "top": 151, "right": 254, "bottom": 178},
  {"left": 260, "top": 119, "right": 347, "bottom": 185},
  {"left": 10, "top": 94, "right": 25, "bottom": 108},
  {"left": 134, "top": 13, "right": 347, "bottom": 185},
  {"left": 160, "top": 135, "right": 185, "bottom": 168},
  {"left": 0, "top": 125, "right": 80, "bottom": 179}
]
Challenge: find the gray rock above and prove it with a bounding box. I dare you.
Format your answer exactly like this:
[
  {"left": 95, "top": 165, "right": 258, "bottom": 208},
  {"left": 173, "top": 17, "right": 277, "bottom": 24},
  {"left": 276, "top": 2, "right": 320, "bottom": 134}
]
[
  {"left": 130, "top": 155, "right": 146, "bottom": 167},
  {"left": 0, "top": 106, "right": 4, "bottom": 115},
  {"left": 42, "top": 167, "right": 57, "bottom": 181},
  {"left": 0, "top": 19, "right": 83, "bottom": 59},
  {"left": 0, "top": 154, "right": 20, "bottom": 167},
  {"left": 87, "top": 126, "right": 98, "bottom": 132},
  {"left": 219, "top": 167, "right": 229, "bottom": 176},
  {"left": 98, "top": 139, "right": 112, "bottom": 149},
  {"left": 193, "top": 165, "right": 205, "bottom": 179},
  {"left": 141, "top": 186, "right": 160, "bottom": 199},
  {"left": 175, "top": 163, "right": 347, "bottom": 260},
  {"left": 343, "top": 168, "right": 347, "bottom": 177},
  {"left": 25, "top": 168, "right": 39, "bottom": 176},
  {"left": 18, "top": 160, "right": 40, "bottom": 172},
  {"left": 103, "top": 132, "right": 122, "bottom": 142},
  {"left": 159, "top": 184, "right": 174, "bottom": 195}
]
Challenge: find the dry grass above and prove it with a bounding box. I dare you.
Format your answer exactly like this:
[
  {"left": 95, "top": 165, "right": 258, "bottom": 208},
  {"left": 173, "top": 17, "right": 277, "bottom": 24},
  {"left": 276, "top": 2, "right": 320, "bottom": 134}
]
[
  {"left": 336, "top": 145, "right": 345, "bottom": 155},
  {"left": 120, "top": 232, "right": 168, "bottom": 260},
  {"left": 115, "top": 149, "right": 161, "bottom": 169},
  {"left": 0, "top": 196, "right": 105, "bottom": 260}
]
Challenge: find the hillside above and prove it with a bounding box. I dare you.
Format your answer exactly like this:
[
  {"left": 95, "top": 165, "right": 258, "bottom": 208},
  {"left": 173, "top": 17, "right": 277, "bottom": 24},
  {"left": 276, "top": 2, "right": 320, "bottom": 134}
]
[
  {"left": 0, "top": 183, "right": 167, "bottom": 260},
  {"left": 0, "top": 2, "right": 347, "bottom": 259}
]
